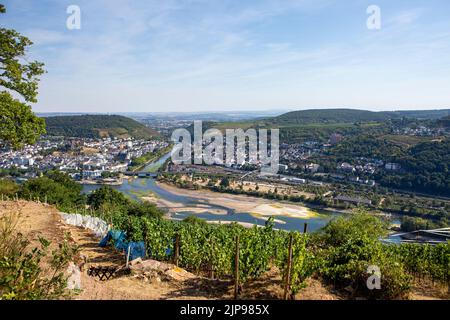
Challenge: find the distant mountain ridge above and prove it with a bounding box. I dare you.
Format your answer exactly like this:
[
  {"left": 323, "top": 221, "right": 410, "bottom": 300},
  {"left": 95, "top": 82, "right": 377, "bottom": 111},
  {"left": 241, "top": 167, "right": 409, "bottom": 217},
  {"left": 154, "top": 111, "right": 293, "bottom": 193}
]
[
  {"left": 389, "top": 109, "right": 450, "bottom": 120},
  {"left": 266, "top": 108, "right": 450, "bottom": 125},
  {"left": 44, "top": 115, "right": 160, "bottom": 140},
  {"left": 268, "top": 109, "right": 395, "bottom": 125}
]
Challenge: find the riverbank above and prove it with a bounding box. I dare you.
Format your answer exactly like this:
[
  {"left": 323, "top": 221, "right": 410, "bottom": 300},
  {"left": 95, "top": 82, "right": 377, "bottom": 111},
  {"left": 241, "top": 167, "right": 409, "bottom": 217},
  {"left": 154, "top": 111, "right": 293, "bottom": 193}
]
[
  {"left": 128, "top": 145, "right": 173, "bottom": 172},
  {"left": 82, "top": 177, "right": 343, "bottom": 232},
  {"left": 79, "top": 178, "right": 123, "bottom": 186},
  {"left": 144, "top": 181, "right": 320, "bottom": 220}
]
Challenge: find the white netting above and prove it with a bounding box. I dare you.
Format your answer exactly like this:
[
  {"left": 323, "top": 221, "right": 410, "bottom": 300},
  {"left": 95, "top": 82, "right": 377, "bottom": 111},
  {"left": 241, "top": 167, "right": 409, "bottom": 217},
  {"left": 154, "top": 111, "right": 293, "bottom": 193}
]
[
  {"left": 60, "top": 213, "right": 109, "bottom": 238},
  {"left": 66, "top": 262, "right": 82, "bottom": 290}
]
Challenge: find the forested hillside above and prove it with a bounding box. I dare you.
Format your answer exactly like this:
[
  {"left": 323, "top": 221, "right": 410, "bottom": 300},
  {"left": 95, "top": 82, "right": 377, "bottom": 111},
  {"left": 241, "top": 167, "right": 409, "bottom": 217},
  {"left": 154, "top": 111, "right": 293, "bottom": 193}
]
[
  {"left": 44, "top": 115, "right": 160, "bottom": 139},
  {"left": 379, "top": 139, "right": 450, "bottom": 195},
  {"left": 319, "top": 135, "right": 450, "bottom": 196},
  {"left": 391, "top": 109, "right": 450, "bottom": 120},
  {"left": 268, "top": 109, "right": 398, "bottom": 125}
]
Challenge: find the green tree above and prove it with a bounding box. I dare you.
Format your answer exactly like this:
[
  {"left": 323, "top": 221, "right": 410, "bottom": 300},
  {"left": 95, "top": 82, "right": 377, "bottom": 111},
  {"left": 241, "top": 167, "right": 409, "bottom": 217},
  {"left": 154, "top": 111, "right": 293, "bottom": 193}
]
[
  {"left": 183, "top": 215, "right": 207, "bottom": 226},
  {"left": 20, "top": 175, "right": 85, "bottom": 211},
  {"left": 219, "top": 177, "right": 230, "bottom": 188},
  {"left": 0, "top": 5, "right": 46, "bottom": 149},
  {"left": 127, "top": 202, "right": 164, "bottom": 219},
  {"left": 87, "top": 186, "right": 129, "bottom": 210}
]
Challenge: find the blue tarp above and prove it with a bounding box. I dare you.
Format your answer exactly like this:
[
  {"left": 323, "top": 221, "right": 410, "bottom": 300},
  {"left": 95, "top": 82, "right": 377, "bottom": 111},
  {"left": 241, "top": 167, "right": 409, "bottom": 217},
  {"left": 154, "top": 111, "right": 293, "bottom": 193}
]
[
  {"left": 99, "top": 230, "right": 146, "bottom": 261},
  {"left": 127, "top": 242, "right": 146, "bottom": 261},
  {"left": 99, "top": 230, "right": 127, "bottom": 251}
]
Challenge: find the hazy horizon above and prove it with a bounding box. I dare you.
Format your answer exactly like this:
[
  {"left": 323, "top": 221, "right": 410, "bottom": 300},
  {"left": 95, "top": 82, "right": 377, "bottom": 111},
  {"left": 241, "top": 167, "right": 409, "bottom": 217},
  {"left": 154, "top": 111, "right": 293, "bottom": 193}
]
[{"left": 35, "top": 107, "right": 450, "bottom": 116}]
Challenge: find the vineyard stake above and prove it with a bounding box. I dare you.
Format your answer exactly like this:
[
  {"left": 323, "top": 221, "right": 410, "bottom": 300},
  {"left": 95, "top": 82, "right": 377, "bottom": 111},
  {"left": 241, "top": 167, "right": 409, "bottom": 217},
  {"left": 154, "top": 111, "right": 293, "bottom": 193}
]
[
  {"left": 174, "top": 233, "right": 180, "bottom": 267},
  {"left": 284, "top": 234, "right": 294, "bottom": 300},
  {"left": 126, "top": 245, "right": 131, "bottom": 268},
  {"left": 303, "top": 223, "right": 308, "bottom": 234},
  {"left": 209, "top": 240, "right": 214, "bottom": 278},
  {"left": 234, "top": 235, "right": 240, "bottom": 300}
]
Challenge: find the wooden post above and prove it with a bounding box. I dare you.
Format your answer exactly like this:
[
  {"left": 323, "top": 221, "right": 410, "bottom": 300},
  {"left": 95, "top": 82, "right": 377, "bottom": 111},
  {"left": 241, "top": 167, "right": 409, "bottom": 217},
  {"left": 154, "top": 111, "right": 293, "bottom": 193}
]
[
  {"left": 174, "top": 233, "right": 180, "bottom": 267},
  {"left": 284, "top": 234, "right": 294, "bottom": 300},
  {"left": 126, "top": 245, "right": 131, "bottom": 268},
  {"left": 234, "top": 235, "right": 240, "bottom": 300},
  {"left": 44, "top": 195, "right": 47, "bottom": 205},
  {"left": 209, "top": 238, "right": 215, "bottom": 279},
  {"left": 303, "top": 223, "right": 308, "bottom": 234}
]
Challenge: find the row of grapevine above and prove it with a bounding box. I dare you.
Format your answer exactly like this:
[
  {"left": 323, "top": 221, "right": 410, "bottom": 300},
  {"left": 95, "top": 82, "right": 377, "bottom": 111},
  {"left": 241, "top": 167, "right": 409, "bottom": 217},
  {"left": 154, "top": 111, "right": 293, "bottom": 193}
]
[
  {"left": 114, "top": 214, "right": 293, "bottom": 282},
  {"left": 106, "top": 209, "right": 449, "bottom": 299},
  {"left": 386, "top": 243, "right": 450, "bottom": 285}
]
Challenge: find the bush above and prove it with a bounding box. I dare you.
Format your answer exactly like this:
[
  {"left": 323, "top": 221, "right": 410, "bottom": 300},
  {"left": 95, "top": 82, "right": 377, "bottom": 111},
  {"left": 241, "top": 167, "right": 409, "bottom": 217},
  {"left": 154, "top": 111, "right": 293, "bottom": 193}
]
[
  {"left": 87, "top": 186, "right": 164, "bottom": 219},
  {"left": 183, "top": 216, "right": 207, "bottom": 226},
  {"left": 20, "top": 171, "right": 85, "bottom": 211},
  {"left": 0, "top": 179, "right": 19, "bottom": 197},
  {"left": 317, "top": 212, "right": 412, "bottom": 299},
  {"left": 319, "top": 210, "right": 388, "bottom": 247},
  {"left": 320, "top": 236, "right": 411, "bottom": 299},
  {"left": 87, "top": 186, "right": 128, "bottom": 210},
  {"left": 127, "top": 202, "right": 164, "bottom": 219},
  {"left": 0, "top": 211, "right": 78, "bottom": 300}
]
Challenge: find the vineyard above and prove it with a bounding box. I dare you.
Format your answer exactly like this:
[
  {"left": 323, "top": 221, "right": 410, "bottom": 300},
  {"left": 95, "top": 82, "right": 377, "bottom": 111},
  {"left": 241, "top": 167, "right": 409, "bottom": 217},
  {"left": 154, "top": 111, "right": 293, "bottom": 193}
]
[
  {"left": 4, "top": 174, "right": 449, "bottom": 299},
  {"left": 109, "top": 210, "right": 450, "bottom": 299}
]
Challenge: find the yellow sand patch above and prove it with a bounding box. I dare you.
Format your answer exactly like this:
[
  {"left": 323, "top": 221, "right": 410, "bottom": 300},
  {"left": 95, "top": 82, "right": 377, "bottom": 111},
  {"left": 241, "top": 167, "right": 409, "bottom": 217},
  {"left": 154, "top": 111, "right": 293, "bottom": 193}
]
[
  {"left": 252, "top": 204, "right": 316, "bottom": 219},
  {"left": 250, "top": 213, "right": 286, "bottom": 224}
]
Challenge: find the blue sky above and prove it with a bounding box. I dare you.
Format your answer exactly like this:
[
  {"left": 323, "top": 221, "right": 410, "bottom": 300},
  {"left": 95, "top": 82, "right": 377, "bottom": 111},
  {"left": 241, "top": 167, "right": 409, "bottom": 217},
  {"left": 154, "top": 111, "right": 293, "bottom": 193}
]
[{"left": 2, "top": 0, "right": 450, "bottom": 112}]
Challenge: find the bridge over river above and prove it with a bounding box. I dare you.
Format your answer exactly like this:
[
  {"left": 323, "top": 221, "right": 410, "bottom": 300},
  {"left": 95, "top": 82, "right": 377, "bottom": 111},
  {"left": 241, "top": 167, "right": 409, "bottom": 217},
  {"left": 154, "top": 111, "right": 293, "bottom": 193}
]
[{"left": 123, "top": 171, "right": 158, "bottom": 178}]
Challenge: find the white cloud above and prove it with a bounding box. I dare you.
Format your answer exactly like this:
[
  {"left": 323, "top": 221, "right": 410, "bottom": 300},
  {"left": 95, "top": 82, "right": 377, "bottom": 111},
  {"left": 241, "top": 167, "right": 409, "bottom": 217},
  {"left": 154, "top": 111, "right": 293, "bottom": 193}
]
[{"left": 8, "top": 0, "right": 448, "bottom": 112}]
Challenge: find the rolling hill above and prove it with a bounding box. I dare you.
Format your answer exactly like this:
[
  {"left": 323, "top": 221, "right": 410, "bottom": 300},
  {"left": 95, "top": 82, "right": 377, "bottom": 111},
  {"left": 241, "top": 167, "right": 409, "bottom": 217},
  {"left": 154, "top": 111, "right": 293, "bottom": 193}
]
[
  {"left": 266, "top": 109, "right": 399, "bottom": 125},
  {"left": 44, "top": 115, "right": 160, "bottom": 140},
  {"left": 438, "top": 115, "right": 450, "bottom": 128},
  {"left": 197, "top": 108, "right": 449, "bottom": 144},
  {"left": 268, "top": 108, "right": 450, "bottom": 125},
  {"left": 391, "top": 109, "right": 450, "bottom": 120}
]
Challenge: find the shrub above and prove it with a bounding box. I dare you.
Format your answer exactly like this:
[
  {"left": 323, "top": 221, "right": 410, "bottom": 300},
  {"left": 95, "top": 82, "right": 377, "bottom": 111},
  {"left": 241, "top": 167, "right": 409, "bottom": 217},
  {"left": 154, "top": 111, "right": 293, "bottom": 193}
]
[
  {"left": 20, "top": 172, "right": 85, "bottom": 211},
  {"left": 317, "top": 212, "right": 412, "bottom": 299},
  {"left": 0, "top": 179, "right": 19, "bottom": 197},
  {"left": 0, "top": 211, "right": 78, "bottom": 300}
]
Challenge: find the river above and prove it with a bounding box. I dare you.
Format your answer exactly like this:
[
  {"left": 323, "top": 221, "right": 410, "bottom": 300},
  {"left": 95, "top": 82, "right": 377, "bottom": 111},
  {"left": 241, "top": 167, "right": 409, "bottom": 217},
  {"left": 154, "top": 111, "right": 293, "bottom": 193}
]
[{"left": 82, "top": 153, "right": 343, "bottom": 232}]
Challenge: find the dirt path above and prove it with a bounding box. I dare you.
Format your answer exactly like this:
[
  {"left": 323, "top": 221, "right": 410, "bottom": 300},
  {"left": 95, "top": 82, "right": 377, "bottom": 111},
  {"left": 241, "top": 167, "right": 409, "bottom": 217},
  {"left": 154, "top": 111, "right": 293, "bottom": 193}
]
[
  {"left": 0, "top": 201, "right": 295, "bottom": 300},
  {"left": 66, "top": 220, "right": 224, "bottom": 300},
  {"left": 1, "top": 200, "right": 66, "bottom": 248}
]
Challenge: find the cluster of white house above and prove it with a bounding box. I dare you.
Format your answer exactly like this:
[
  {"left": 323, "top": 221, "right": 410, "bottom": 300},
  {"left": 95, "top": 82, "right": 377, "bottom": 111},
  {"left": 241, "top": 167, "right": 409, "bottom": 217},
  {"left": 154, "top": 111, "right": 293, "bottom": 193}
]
[{"left": 0, "top": 137, "right": 168, "bottom": 180}]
